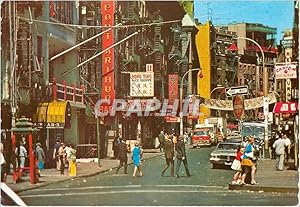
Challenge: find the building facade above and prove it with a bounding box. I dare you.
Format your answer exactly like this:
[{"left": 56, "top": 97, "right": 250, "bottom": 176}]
[{"left": 1, "top": 1, "right": 199, "bottom": 162}]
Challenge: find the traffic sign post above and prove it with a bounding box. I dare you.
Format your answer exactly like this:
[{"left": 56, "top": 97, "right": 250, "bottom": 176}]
[{"left": 226, "top": 86, "right": 249, "bottom": 97}]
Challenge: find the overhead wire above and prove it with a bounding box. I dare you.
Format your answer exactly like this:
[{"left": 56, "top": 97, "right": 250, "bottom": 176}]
[{"left": 18, "top": 17, "right": 181, "bottom": 29}]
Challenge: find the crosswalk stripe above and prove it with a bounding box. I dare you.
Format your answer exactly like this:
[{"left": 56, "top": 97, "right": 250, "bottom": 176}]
[
  {"left": 21, "top": 189, "right": 232, "bottom": 198},
  {"left": 26, "top": 184, "right": 225, "bottom": 192}
]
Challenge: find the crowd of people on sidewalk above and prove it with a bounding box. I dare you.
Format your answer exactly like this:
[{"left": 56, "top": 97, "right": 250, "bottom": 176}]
[
  {"left": 0, "top": 138, "right": 48, "bottom": 182},
  {"left": 230, "top": 132, "right": 292, "bottom": 186},
  {"left": 53, "top": 139, "right": 77, "bottom": 176}
]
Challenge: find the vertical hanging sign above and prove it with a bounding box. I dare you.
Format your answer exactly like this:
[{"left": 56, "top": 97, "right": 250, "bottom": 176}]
[
  {"left": 101, "top": 1, "right": 115, "bottom": 113},
  {"left": 168, "top": 74, "right": 178, "bottom": 104}
]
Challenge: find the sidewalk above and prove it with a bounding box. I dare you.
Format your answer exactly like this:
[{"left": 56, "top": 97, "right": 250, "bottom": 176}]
[
  {"left": 5, "top": 150, "right": 163, "bottom": 193},
  {"left": 229, "top": 159, "right": 299, "bottom": 193}
]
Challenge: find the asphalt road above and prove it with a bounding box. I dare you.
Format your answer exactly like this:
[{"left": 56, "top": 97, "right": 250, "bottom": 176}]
[{"left": 18, "top": 147, "right": 298, "bottom": 206}]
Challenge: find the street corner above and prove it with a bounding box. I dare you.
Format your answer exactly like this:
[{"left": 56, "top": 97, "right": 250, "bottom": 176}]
[{"left": 228, "top": 183, "right": 299, "bottom": 193}]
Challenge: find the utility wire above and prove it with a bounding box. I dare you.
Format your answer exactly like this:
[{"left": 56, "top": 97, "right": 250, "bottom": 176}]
[{"left": 18, "top": 17, "right": 181, "bottom": 29}]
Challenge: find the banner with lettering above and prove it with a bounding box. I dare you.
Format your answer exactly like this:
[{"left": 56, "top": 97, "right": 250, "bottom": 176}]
[
  {"left": 168, "top": 74, "right": 178, "bottom": 104},
  {"left": 101, "top": 1, "right": 115, "bottom": 113}
]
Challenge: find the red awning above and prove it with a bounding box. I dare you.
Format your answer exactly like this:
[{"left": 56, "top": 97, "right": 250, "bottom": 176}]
[
  {"left": 227, "top": 43, "right": 238, "bottom": 51},
  {"left": 273, "top": 102, "right": 298, "bottom": 114}
]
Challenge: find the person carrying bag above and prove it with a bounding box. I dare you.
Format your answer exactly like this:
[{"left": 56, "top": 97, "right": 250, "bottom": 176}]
[{"left": 240, "top": 136, "right": 258, "bottom": 185}]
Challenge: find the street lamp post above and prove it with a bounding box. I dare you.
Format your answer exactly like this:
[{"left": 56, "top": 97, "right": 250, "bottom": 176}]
[
  {"left": 235, "top": 37, "right": 269, "bottom": 153},
  {"left": 210, "top": 86, "right": 226, "bottom": 97},
  {"left": 180, "top": 68, "right": 201, "bottom": 136}
]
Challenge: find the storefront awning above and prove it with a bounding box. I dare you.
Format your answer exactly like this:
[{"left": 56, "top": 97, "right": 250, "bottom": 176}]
[
  {"left": 273, "top": 102, "right": 298, "bottom": 114},
  {"left": 33, "top": 103, "right": 49, "bottom": 128},
  {"left": 34, "top": 101, "right": 71, "bottom": 129},
  {"left": 47, "top": 101, "right": 71, "bottom": 128}
]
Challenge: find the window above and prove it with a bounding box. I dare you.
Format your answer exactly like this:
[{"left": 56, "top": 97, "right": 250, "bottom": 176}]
[{"left": 50, "top": 1, "right": 74, "bottom": 24}]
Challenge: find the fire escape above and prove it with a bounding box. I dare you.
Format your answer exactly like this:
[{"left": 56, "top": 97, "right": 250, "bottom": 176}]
[{"left": 78, "top": 2, "right": 101, "bottom": 111}]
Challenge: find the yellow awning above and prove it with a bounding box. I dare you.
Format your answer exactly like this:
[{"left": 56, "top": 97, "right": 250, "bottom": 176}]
[
  {"left": 47, "top": 101, "right": 69, "bottom": 123},
  {"left": 36, "top": 102, "right": 49, "bottom": 123}
]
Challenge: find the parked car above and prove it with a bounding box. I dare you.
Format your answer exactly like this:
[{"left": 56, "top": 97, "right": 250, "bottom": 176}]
[
  {"left": 224, "top": 135, "right": 242, "bottom": 143},
  {"left": 209, "top": 142, "right": 240, "bottom": 169},
  {"left": 191, "top": 128, "right": 212, "bottom": 148}
]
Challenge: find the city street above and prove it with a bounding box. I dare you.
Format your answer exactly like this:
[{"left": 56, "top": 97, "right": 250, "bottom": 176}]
[{"left": 18, "top": 148, "right": 297, "bottom": 206}]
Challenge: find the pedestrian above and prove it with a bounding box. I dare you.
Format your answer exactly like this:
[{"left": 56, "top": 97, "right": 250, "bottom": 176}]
[
  {"left": 269, "top": 134, "right": 276, "bottom": 159},
  {"left": 58, "top": 143, "right": 65, "bottom": 175},
  {"left": 240, "top": 136, "right": 257, "bottom": 185},
  {"left": 161, "top": 135, "right": 175, "bottom": 177},
  {"left": 283, "top": 134, "right": 291, "bottom": 165},
  {"left": 53, "top": 139, "right": 61, "bottom": 171},
  {"left": 273, "top": 134, "right": 287, "bottom": 171},
  {"left": 132, "top": 141, "right": 143, "bottom": 178},
  {"left": 231, "top": 146, "right": 244, "bottom": 184},
  {"left": 68, "top": 144, "right": 77, "bottom": 177},
  {"left": 64, "top": 143, "right": 72, "bottom": 173},
  {"left": 15, "top": 142, "right": 27, "bottom": 176},
  {"left": 158, "top": 131, "right": 165, "bottom": 152},
  {"left": 35, "top": 143, "right": 45, "bottom": 177},
  {"left": 113, "top": 137, "right": 121, "bottom": 159},
  {"left": 116, "top": 139, "right": 128, "bottom": 174},
  {"left": 175, "top": 135, "right": 191, "bottom": 178}
]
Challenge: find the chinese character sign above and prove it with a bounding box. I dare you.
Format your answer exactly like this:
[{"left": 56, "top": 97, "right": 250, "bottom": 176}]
[
  {"left": 275, "top": 63, "right": 297, "bottom": 79},
  {"left": 130, "top": 72, "right": 154, "bottom": 97},
  {"left": 168, "top": 74, "right": 178, "bottom": 104}
]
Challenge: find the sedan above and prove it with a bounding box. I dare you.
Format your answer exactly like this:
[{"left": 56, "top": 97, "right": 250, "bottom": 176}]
[{"left": 209, "top": 142, "right": 240, "bottom": 169}]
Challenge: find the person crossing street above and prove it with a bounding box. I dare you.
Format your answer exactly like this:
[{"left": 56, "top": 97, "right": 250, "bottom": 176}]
[
  {"left": 161, "top": 135, "right": 175, "bottom": 177},
  {"left": 175, "top": 135, "right": 191, "bottom": 178},
  {"left": 116, "top": 139, "right": 128, "bottom": 174},
  {"left": 158, "top": 131, "right": 165, "bottom": 152}
]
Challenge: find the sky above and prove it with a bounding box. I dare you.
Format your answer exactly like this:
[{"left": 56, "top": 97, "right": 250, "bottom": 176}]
[{"left": 194, "top": 0, "right": 295, "bottom": 42}]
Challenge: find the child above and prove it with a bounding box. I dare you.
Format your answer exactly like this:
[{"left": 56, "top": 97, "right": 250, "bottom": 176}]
[{"left": 231, "top": 145, "right": 244, "bottom": 184}]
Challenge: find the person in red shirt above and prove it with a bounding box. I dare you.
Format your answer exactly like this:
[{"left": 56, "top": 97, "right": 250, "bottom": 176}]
[{"left": 231, "top": 145, "right": 244, "bottom": 184}]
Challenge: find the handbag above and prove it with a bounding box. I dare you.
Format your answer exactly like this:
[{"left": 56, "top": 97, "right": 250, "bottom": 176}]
[
  {"left": 231, "top": 159, "right": 241, "bottom": 171},
  {"left": 241, "top": 158, "right": 253, "bottom": 167},
  {"left": 245, "top": 151, "right": 254, "bottom": 158}
]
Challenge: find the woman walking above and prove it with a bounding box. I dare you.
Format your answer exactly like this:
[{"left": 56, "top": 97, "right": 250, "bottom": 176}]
[
  {"left": 132, "top": 141, "right": 143, "bottom": 178},
  {"left": 68, "top": 144, "right": 77, "bottom": 177},
  {"left": 240, "top": 136, "right": 257, "bottom": 185},
  {"left": 35, "top": 143, "right": 45, "bottom": 177},
  {"left": 58, "top": 143, "right": 65, "bottom": 175},
  {"left": 231, "top": 145, "right": 244, "bottom": 184}
]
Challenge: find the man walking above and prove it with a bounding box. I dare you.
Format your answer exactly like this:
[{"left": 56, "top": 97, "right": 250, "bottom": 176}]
[
  {"left": 116, "top": 139, "right": 128, "bottom": 174},
  {"left": 273, "top": 134, "right": 287, "bottom": 171},
  {"left": 161, "top": 135, "right": 175, "bottom": 177},
  {"left": 158, "top": 131, "right": 165, "bottom": 152},
  {"left": 283, "top": 134, "right": 291, "bottom": 165},
  {"left": 53, "top": 139, "right": 61, "bottom": 171},
  {"left": 175, "top": 135, "right": 191, "bottom": 178}
]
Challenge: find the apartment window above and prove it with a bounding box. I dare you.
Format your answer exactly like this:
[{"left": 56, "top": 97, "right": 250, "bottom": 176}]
[{"left": 50, "top": 1, "right": 73, "bottom": 24}]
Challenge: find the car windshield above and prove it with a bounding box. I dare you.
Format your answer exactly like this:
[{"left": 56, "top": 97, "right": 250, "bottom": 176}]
[
  {"left": 194, "top": 131, "right": 208, "bottom": 136},
  {"left": 217, "top": 143, "right": 239, "bottom": 150}
]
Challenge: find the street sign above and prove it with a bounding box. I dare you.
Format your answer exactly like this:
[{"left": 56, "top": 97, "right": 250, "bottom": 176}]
[
  {"left": 226, "top": 86, "right": 248, "bottom": 97},
  {"left": 233, "top": 95, "right": 245, "bottom": 120}
]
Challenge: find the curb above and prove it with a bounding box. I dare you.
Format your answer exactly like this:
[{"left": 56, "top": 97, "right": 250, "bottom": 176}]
[
  {"left": 13, "top": 153, "right": 163, "bottom": 193},
  {"left": 228, "top": 184, "right": 299, "bottom": 193}
]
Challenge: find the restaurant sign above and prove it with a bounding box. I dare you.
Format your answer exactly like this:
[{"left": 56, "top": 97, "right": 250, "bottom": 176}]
[
  {"left": 275, "top": 63, "right": 297, "bottom": 79},
  {"left": 101, "top": 1, "right": 115, "bottom": 114}
]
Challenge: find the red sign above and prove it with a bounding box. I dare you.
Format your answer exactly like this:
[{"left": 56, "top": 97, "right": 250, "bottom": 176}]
[
  {"left": 273, "top": 102, "right": 298, "bottom": 114},
  {"left": 233, "top": 95, "right": 244, "bottom": 120},
  {"left": 168, "top": 74, "right": 178, "bottom": 104},
  {"left": 165, "top": 116, "right": 180, "bottom": 123},
  {"left": 101, "top": 1, "right": 115, "bottom": 113}
]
